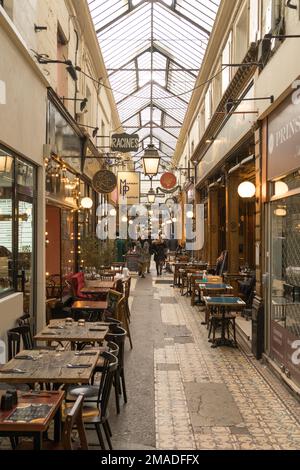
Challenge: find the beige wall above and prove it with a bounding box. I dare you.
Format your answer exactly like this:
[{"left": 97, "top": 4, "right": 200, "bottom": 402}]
[
  {"left": 0, "top": 293, "right": 23, "bottom": 362},
  {"left": 0, "top": 8, "right": 47, "bottom": 335},
  {"left": 0, "top": 12, "right": 47, "bottom": 163}
]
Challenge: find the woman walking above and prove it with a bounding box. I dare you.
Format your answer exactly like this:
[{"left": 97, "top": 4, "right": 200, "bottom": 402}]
[{"left": 153, "top": 235, "right": 166, "bottom": 276}]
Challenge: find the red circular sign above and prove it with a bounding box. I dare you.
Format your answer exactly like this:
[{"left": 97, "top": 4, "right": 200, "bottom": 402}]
[{"left": 160, "top": 172, "right": 177, "bottom": 190}]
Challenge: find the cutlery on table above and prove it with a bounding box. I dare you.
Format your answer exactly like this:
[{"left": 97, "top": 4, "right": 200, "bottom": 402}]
[
  {"left": 66, "top": 364, "right": 91, "bottom": 369},
  {"left": 0, "top": 368, "right": 26, "bottom": 374}
]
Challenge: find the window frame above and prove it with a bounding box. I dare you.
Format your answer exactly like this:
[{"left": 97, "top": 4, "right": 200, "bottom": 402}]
[{"left": 0, "top": 144, "right": 37, "bottom": 301}]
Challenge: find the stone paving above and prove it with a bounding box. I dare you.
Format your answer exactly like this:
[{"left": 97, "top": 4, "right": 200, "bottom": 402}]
[
  {"left": 1, "top": 271, "right": 300, "bottom": 451},
  {"left": 154, "top": 277, "right": 300, "bottom": 451}
]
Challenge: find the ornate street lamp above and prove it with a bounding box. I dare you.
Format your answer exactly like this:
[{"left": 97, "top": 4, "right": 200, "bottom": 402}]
[
  {"left": 147, "top": 187, "right": 156, "bottom": 204},
  {"left": 142, "top": 144, "right": 160, "bottom": 177}
]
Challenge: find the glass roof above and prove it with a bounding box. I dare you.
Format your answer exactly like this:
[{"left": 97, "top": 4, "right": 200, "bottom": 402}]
[{"left": 88, "top": 0, "right": 220, "bottom": 173}]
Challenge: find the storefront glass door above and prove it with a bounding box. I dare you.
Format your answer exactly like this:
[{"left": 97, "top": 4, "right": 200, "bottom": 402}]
[
  {"left": 270, "top": 194, "right": 300, "bottom": 385},
  {"left": 17, "top": 199, "right": 35, "bottom": 314}
]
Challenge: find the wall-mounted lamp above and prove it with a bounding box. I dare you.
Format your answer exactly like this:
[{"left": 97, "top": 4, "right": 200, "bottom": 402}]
[
  {"left": 109, "top": 208, "right": 117, "bottom": 217},
  {"left": 62, "top": 97, "right": 88, "bottom": 112},
  {"left": 275, "top": 181, "right": 289, "bottom": 197},
  {"left": 33, "top": 52, "right": 78, "bottom": 81},
  {"left": 226, "top": 96, "right": 274, "bottom": 114},
  {"left": 274, "top": 207, "right": 287, "bottom": 217},
  {"left": 238, "top": 181, "right": 256, "bottom": 198},
  {"left": 186, "top": 210, "right": 194, "bottom": 219},
  {"left": 80, "top": 197, "right": 93, "bottom": 209},
  {"left": 81, "top": 124, "right": 99, "bottom": 138}
]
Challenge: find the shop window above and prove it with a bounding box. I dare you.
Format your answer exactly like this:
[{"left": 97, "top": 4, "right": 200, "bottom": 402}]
[
  {"left": 270, "top": 194, "right": 300, "bottom": 384},
  {"left": 222, "top": 33, "right": 232, "bottom": 95},
  {"left": 0, "top": 151, "right": 13, "bottom": 295},
  {"left": 272, "top": 172, "right": 300, "bottom": 197},
  {"left": 0, "top": 147, "right": 36, "bottom": 310}
]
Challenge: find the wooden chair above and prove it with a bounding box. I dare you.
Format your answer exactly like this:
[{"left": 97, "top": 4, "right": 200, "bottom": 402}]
[
  {"left": 16, "top": 394, "right": 88, "bottom": 450},
  {"left": 181, "top": 269, "right": 202, "bottom": 296},
  {"left": 116, "top": 297, "right": 133, "bottom": 350},
  {"left": 62, "top": 394, "right": 88, "bottom": 450},
  {"left": 7, "top": 330, "right": 21, "bottom": 360},
  {"left": 123, "top": 277, "right": 132, "bottom": 323},
  {"left": 203, "top": 288, "right": 227, "bottom": 326},
  {"left": 190, "top": 273, "right": 204, "bottom": 306},
  {"left": 66, "top": 351, "right": 118, "bottom": 450},
  {"left": 105, "top": 326, "right": 127, "bottom": 415}
]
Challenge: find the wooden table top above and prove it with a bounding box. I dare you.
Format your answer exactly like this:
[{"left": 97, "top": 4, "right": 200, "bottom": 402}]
[
  {"left": 34, "top": 320, "right": 108, "bottom": 342},
  {"left": 85, "top": 280, "right": 115, "bottom": 289},
  {"left": 0, "top": 390, "right": 64, "bottom": 432},
  {"left": 0, "top": 349, "right": 100, "bottom": 384},
  {"left": 71, "top": 300, "right": 108, "bottom": 310}
]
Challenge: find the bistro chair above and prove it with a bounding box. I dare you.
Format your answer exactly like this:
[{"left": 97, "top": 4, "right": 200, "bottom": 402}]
[
  {"left": 66, "top": 351, "right": 118, "bottom": 450},
  {"left": 208, "top": 309, "right": 237, "bottom": 347},
  {"left": 105, "top": 326, "right": 127, "bottom": 415},
  {"left": 123, "top": 277, "right": 132, "bottom": 323},
  {"left": 202, "top": 288, "right": 227, "bottom": 326},
  {"left": 7, "top": 330, "right": 21, "bottom": 361},
  {"left": 16, "top": 394, "right": 88, "bottom": 450}
]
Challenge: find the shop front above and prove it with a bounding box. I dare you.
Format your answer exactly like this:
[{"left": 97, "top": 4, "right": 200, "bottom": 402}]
[
  {"left": 45, "top": 91, "right": 105, "bottom": 297},
  {"left": 265, "top": 89, "right": 300, "bottom": 387}
]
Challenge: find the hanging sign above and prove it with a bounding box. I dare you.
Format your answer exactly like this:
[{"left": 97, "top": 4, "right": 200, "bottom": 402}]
[
  {"left": 117, "top": 171, "right": 140, "bottom": 204},
  {"left": 111, "top": 133, "right": 139, "bottom": 153},
  {"left": 92, "top": 170, "right": 117, "bottom": 194},
  {"left": 160, "top": 172, "right": 177, "bottom": 189}
]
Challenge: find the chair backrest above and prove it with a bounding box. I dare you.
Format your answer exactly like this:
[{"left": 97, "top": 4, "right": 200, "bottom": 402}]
[
  {"left": 106, "top": 290, "right": 123, "bottom": 317},
  {"left": 96, "top": 351, "right": 118, "bottom": 417},
  {"left": 114, "top": 278, "right": 124, "bottom": 294},
  {"left": 106, "top": 341, "right": 119, "bottom": 357},
  {"left": 16, "top": 313, "right": 31, "bottom": 327},
  {"left": 105, "top": 326, "right": 127, "bottom": 370},
  {"left": 9, "top": 325, "right": 34, "bottom": 350},
  {"left": 62, "top": 394, "right": 88, "bottom": 450},
  {"left": 7, "top": 330, "right": 21, "bottom": 361},
  {"left": 70, "top": 273, "right": 85, "bottom": 297}
]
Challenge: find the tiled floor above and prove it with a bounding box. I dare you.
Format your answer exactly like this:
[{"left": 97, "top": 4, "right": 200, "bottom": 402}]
[
  {"left": 1, "top": 269, "right": 300, "bottom": 451},
  {"left": 154, "top": 276, "right": 300, "bottom": 450}
]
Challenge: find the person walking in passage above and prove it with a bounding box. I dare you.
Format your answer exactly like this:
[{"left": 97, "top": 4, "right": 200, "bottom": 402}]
[
  {"left": 152, "top": 235, "right": 166, "bottom": 276},
  {"left": 136, "top": 238, "right": 149, "bottom": 278}
]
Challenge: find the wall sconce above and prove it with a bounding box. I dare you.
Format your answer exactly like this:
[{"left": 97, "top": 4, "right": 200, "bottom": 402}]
[
  {"left": 275, "top": 181, "right": 289, "bottom": 197},
  {"left": 80, "top": 197, "right": 93, "bottom": 209},
  {"left": 109, "top": 208, "right": 117, "bottom": 216},
  {"left": 238, "top": 181, "right": 256, "bottom": 198},
  {"left": 274, "top": 207, "right": 287, "bottom": 217},
  {"left": 186, "top": 211, "right": 194, "bottom": 219}
]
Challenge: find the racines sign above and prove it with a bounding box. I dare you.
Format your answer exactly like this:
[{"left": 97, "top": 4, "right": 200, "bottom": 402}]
[{"left": 111, "top": 133, "right": 139, "bottom": 153}]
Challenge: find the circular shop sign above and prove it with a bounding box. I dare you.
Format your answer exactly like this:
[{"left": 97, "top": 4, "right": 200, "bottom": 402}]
[
  {"left": 92, "top": 170, "right": 117, "bottom": 194},
  {"left": 160, "top": 172, "right": 177, "bottom": 190}
]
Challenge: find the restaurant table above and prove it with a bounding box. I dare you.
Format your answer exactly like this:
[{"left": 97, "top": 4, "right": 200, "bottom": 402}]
[
  {"left": 82, "top": 280, "right": 115, "bottom": 291},
  {"left": 34, "top": 319, "right": 108, "bottom": 346},
  {"left": 203, "top": 296, "right": 246, "bottom": 348},
  {"left": 191, "top": 281, "right": 232, "bottom": 306},
  {"left": 0, "top": 349, "right": 100, "bottom": 385},
  {"left": 0, "top": 389, "right": 64, "bottom": 450}
]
